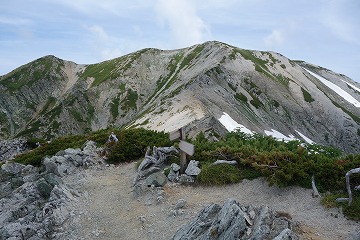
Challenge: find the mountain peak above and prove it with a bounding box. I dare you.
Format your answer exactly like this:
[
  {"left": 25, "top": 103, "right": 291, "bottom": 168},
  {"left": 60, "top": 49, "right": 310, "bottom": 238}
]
[{"left": 0, "top": 42, "right": 359, "bottom": 153}]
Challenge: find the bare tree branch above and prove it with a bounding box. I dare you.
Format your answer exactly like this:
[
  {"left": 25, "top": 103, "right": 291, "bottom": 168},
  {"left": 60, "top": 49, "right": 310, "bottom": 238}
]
[
  {"left": 336, "top": 167, "right": 360, "bottom": 206},
  {"left": 311, "top": 175, "right": 321, "bottom": 198},
  {"left": 212, "top": 160, "right": 238, "bottom": 166}
]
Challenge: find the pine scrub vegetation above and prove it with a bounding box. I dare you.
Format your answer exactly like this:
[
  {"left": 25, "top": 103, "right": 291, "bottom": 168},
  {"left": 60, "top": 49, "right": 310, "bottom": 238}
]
[{"left": 190, "top": 130, "right": 360, "bottom": 219}]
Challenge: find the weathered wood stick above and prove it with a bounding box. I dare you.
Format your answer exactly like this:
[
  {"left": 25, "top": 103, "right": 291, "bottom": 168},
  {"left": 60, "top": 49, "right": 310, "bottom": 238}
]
[
  {"left": 311, "top": 175, "right": 321, "bottom": 198},
  {"left": 212, "top": 160, "right": 238, "bottom": 166},
  {"left": 335, "top": 198, "right": 349, "bottom": 203},
  {"left": 346, "top": 167, "right": 360, "bottom": 206}
]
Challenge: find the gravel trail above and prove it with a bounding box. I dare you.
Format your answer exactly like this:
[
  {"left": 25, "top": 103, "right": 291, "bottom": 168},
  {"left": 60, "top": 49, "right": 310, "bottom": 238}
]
[{"left": 63, "top": 162, "right": 359, "bottom": 240}]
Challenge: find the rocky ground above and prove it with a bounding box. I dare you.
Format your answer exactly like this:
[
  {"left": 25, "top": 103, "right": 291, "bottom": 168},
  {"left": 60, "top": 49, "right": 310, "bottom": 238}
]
[
  {"left": 61, "top": 162, "right": 359, "bottom": 240},
  {"left": 1, "top": 141, "right": 359, "bottom": 240}
]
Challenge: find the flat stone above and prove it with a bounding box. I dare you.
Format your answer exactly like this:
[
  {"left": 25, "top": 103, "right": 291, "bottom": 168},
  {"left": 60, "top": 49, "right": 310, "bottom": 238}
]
[{"left": 145, "top": 171, "right": 167, "bottom": 187}]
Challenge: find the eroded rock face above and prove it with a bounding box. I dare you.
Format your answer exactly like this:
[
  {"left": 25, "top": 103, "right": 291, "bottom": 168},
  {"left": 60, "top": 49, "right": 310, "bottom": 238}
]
[
  {"left": 172, "top": 199, "right": 299, "bottom": 240},
  {"left": 0, "top": 140, "right": 104, "bottom": 240}
]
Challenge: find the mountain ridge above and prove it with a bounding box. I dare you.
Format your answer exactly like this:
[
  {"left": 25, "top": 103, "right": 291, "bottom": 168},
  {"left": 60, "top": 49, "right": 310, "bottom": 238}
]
[{"left": 1, "top": 41, "right": 359, "bottom": 153}]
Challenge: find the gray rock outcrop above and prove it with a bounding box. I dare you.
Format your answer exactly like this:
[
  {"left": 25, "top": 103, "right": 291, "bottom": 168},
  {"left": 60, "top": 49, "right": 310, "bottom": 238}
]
[
  {"left": 172, "top": 199, "right": 299, "bottom": 240},
  {"left": 0, "top": 140, "right": 103, "bottom": 240},
  {"left": 0, "top": 138, "right": 29, "bottom": 162}
]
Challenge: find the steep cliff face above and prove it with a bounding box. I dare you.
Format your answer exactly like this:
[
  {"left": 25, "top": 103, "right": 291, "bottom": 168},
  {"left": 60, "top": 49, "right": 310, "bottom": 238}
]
[{"left": 1, "top": 41, "right": 359, "bottom": 153}]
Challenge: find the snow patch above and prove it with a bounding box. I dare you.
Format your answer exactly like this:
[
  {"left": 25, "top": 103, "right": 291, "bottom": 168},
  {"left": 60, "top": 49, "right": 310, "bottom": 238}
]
[
  {"left": 295, "top": 130, "right": 314, "bottom": 144},
  {"left": 218, "top": 112, "right": 253, "bottom": 134},
  {"left": 219, "top": 113, "right": 316, "bottom": 145},
  {"left": 304, "top": 69, "right": 360, "bottom": 108},
  {"left": 264, "top": 129, "right": 296, "bottom": 142},
  {"left": 341, "top": 80, "right": 360, "bottom": 93}
]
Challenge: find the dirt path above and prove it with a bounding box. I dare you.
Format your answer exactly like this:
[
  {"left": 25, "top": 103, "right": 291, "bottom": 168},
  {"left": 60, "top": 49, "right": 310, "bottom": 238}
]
[{"left": 63, "top": 162, "right": 359, "bottom": 240}]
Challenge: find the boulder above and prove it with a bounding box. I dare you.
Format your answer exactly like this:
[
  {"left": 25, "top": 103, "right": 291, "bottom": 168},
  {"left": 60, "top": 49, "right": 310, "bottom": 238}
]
[
  {"left": 43, "top": 157, "right": 61, "bottom": 176},
  {"left": 1, "top": 162, "right": 25, "bottom": 175},
  {"left": 172, "top": 199, "right": 299, "bottom": 240},
  {"left": 36, "top": 178, "right": 53, "bottom": 199},
  {"left": 172, "top": 203, "right": 222, "bottom": 239},
  {"left": 185, "top": 160, "right": 201, "bottom": 176},
  {"left": 145, "top": 172, "right": 167, "bottom": 187},
  {"left": 168, "top": 163, "right": 181, "bottom": 182},
  {"left": 82, "top": 140, "right": 98, "bottom": 156}
]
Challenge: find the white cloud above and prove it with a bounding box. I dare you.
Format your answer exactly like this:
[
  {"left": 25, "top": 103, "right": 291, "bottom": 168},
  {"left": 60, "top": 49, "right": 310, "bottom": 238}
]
[
  {"left": 264, "top": 29, "right": 285, "bottom": 46},
  {"left": 88, "top": 25, "right": 109, "bottom": 44},
  {"left": 155, "top": 0, "right": 211, "bottom": 47},
  {"left": 85, "top": 25, "right": 123, "bottom": 61},
  {"left": 86, "top": 25, "right": 110, "bottom": 44}
]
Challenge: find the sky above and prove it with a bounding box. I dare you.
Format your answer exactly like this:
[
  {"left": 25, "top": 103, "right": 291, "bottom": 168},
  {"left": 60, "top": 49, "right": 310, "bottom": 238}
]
[{"left": 1, "top": 0, "right": 359, "bottom": 82}]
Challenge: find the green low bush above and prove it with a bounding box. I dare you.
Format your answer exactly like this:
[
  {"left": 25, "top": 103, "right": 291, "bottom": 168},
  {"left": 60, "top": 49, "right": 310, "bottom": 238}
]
[
  {"left": 343, "top": 192, "right": 360, "bottom": 220},
  {"left": 190, "top": 130, "right": 360, "bottom": 219},
  {"left": 197, "top": 163, "right": 241, "bottom": 185},
  {"left": 14, "top": 135, "right": 85, "bottom": 166},
  {"left": 321, "top": 192, "right": 360, "bottom": 221},
  {"left": 105, "top": 128, "right": 170, "bottom": 163},
  {"left": 14, "top": 128, "right": 171, "bottom": 166}
]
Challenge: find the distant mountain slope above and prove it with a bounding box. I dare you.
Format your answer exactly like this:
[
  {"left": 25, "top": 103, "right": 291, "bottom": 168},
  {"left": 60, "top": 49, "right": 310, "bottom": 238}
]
[{"left": 1, "top": 41, "right": 359, "bottom": 153}]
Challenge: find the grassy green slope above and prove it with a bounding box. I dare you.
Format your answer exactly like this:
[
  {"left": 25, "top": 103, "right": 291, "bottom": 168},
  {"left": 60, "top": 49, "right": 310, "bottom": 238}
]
[{"left": 0, "top": 55, "right": 65, "bottom": 92}]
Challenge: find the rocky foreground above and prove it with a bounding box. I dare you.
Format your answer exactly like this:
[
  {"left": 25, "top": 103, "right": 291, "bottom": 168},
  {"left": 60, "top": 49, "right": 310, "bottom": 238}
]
[
  {"left": 1, "top": 141, "right": 360, "bottom": 239},
  {"left": 0, "top": 141, "right": 104, "bottom": 239}
]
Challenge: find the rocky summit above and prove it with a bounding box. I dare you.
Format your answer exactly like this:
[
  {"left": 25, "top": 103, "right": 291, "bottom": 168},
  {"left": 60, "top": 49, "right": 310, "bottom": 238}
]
[{"left": 1, "top": 41, "right": 360, "bottom": 153}]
